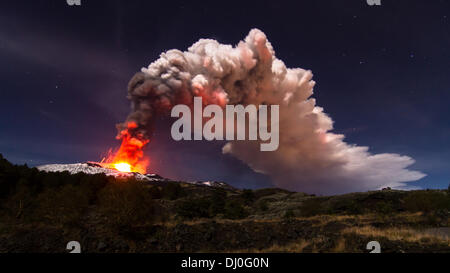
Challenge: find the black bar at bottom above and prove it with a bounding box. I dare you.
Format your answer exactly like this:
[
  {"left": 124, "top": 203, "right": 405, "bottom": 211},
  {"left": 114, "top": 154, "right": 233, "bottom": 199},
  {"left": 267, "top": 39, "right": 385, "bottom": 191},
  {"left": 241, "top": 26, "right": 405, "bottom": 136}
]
[{"left": 0, "top": 253, "right": 446, "bottom": 272}]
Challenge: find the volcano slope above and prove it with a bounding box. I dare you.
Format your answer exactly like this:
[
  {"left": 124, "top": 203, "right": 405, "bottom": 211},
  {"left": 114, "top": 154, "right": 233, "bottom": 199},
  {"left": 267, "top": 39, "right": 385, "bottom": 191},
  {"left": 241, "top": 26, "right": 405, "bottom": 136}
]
[{"left": 0, "top": 154, "right": 449, "bottom": 253}]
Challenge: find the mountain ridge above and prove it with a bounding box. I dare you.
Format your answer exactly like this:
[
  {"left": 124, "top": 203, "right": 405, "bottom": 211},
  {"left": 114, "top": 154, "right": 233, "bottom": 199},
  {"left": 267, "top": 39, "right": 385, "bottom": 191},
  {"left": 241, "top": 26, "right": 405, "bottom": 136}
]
[{"left": 37, "top": 162, "right": 235, "bottom": 190}]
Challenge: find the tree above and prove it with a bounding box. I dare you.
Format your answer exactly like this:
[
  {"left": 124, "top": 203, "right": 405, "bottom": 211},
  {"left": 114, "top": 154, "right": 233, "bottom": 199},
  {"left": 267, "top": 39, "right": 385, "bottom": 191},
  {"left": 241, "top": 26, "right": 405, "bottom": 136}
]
[{"left": 241, "top": 189, "right": 255, "bottom": 205}]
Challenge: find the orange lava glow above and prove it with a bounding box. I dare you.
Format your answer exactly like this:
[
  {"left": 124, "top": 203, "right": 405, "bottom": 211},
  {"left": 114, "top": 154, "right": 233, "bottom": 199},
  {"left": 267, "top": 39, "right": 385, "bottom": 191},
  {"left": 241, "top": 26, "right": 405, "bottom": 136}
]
[
  {"left": 113, "top": 162, "right": 132, "bottom": 173},
  {"left": 101, "top": 122, "right": 149, "bottom": 174}
]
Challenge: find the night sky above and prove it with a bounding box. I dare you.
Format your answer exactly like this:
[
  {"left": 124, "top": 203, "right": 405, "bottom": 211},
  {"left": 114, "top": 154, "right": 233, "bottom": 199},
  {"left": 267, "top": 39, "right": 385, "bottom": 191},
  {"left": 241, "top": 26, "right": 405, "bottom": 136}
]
[{"left": 1, "top": 0, "right": 449, "bottom": 191}]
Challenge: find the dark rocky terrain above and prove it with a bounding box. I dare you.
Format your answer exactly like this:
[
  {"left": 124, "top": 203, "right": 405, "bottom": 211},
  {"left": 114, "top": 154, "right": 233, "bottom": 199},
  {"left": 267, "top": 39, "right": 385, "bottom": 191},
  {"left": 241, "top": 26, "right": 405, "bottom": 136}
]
[{"left": 0, "top": 154, "right": 449, "bottom": 253}]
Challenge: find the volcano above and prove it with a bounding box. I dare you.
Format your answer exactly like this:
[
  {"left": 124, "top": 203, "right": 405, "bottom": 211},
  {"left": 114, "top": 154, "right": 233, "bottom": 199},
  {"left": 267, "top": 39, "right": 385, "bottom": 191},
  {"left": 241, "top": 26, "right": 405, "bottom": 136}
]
[{"left": 37, "top": 162, "right": 234, "bottom": 189}]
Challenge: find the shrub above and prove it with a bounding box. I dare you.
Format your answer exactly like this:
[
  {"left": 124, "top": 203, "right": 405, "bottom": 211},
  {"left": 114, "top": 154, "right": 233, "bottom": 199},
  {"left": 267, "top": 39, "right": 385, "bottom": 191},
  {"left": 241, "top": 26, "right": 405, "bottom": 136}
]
[
  {"left": 224, "top": 200, "right": 247, "bottom": 219},
  {"left": 209, "top": 189, "right": 226, "bottom": 216},
  {"left": 241, "top": 189, "right": 255, "bottom": 205},
  {"left": 36, "top": 184, "right": 90, "bottom": 226},
  {"left": 284, "top": 209, "right": 295, "bottom": 219},
  {"left": 257, "top": 199, "right": 269, "bottom": 212},
  {"left": 41, "top": 173, "right": 63, "bottom": 188},
  {"left": 176, "top": 189, "right": 229, "bottom": 219},
  {"left": 331, "top": 199, "right": 364, "bottom": 215},
  {"left": 78, "top": 174, "right": 109, "bottom": 204},
  {"left": 403, "top": 191, "right": 450, "bottom": 213},
  {"left": 375, "top": 201, "right": 395, "bottom": 215},
  {"left": 161, "top": 183, "right": 185, "bottom": 200},
  {"left": 98, "top": 181, "right": 154, "bottom": 228},
  {"left": 176, "top": 198, "right": 212, "bottom": 219},
  {"left": 148, "top": 186, "right": 162, "bottom": 199},
  {"left": 299, "top": 198, "right": 324, "bottom": 217}
]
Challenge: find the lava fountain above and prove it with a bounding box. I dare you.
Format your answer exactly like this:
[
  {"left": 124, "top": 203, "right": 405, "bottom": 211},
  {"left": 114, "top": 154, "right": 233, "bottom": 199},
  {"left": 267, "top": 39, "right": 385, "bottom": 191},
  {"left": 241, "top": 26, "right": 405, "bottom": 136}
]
[{"left": 101, "top": 121, "right": 149, "bottom": 173}]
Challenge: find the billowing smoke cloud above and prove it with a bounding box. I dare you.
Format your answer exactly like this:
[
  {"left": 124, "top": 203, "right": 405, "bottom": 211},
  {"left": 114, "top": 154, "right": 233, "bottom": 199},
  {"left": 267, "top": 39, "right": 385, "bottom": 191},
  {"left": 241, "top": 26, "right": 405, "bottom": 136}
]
[{"left": 120, "top": 29, "right": 425, "bottom": 194}]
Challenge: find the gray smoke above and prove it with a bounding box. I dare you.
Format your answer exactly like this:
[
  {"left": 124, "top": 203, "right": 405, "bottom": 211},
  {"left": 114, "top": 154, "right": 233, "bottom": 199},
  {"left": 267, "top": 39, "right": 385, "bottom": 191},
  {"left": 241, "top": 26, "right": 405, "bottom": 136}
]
[{"left": 120, "top": 29, "right": 425, "bottom": 194}]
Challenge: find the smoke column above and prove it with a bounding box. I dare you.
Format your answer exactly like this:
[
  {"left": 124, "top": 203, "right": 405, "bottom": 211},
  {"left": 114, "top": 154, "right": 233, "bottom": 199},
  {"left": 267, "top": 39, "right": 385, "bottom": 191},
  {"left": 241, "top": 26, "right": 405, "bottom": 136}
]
[{"left": 118, "top": 29, "right": 425, "bottom": 194}]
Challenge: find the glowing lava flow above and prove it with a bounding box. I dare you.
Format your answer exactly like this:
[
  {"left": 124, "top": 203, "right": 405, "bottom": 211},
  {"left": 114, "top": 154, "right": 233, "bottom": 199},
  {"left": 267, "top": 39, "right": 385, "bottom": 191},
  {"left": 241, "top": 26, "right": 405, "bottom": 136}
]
[
  {"left": 113, "top": 162, "right": 132, "bottom": 173},
  {"left": 101, "top": 122, "right": 149, "bottom": 173}
]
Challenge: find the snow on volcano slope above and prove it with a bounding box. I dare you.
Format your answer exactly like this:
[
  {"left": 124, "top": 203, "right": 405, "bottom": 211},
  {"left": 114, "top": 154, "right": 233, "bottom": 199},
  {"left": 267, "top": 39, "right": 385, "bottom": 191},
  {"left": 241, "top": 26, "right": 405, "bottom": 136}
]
[
  {"left": 37, "top": 163, "right": 234, "bottom": 189},
  {"left": 37, "top": 162, "right": 166, "bottom": 182}
]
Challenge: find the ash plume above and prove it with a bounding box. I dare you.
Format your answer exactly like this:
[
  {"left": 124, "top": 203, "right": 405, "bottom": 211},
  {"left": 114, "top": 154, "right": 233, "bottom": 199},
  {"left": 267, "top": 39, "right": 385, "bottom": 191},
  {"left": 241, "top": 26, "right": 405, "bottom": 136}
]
[{"left": 119, "top": 29, "right": 425, "bottom": 194}]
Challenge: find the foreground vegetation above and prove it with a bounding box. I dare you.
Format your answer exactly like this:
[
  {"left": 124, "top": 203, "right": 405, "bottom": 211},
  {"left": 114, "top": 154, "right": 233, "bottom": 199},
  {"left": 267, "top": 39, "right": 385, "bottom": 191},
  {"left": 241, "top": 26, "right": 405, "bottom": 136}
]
[{"left": 0, "top": 154, "right": 449, "bottom": 253}]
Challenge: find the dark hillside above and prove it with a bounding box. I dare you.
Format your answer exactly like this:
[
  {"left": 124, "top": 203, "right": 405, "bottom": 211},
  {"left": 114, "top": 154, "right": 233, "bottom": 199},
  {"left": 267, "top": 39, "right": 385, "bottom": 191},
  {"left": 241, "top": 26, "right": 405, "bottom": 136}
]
[{"left": 0, "top": 154, "right": 449, "bottom": 253}]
